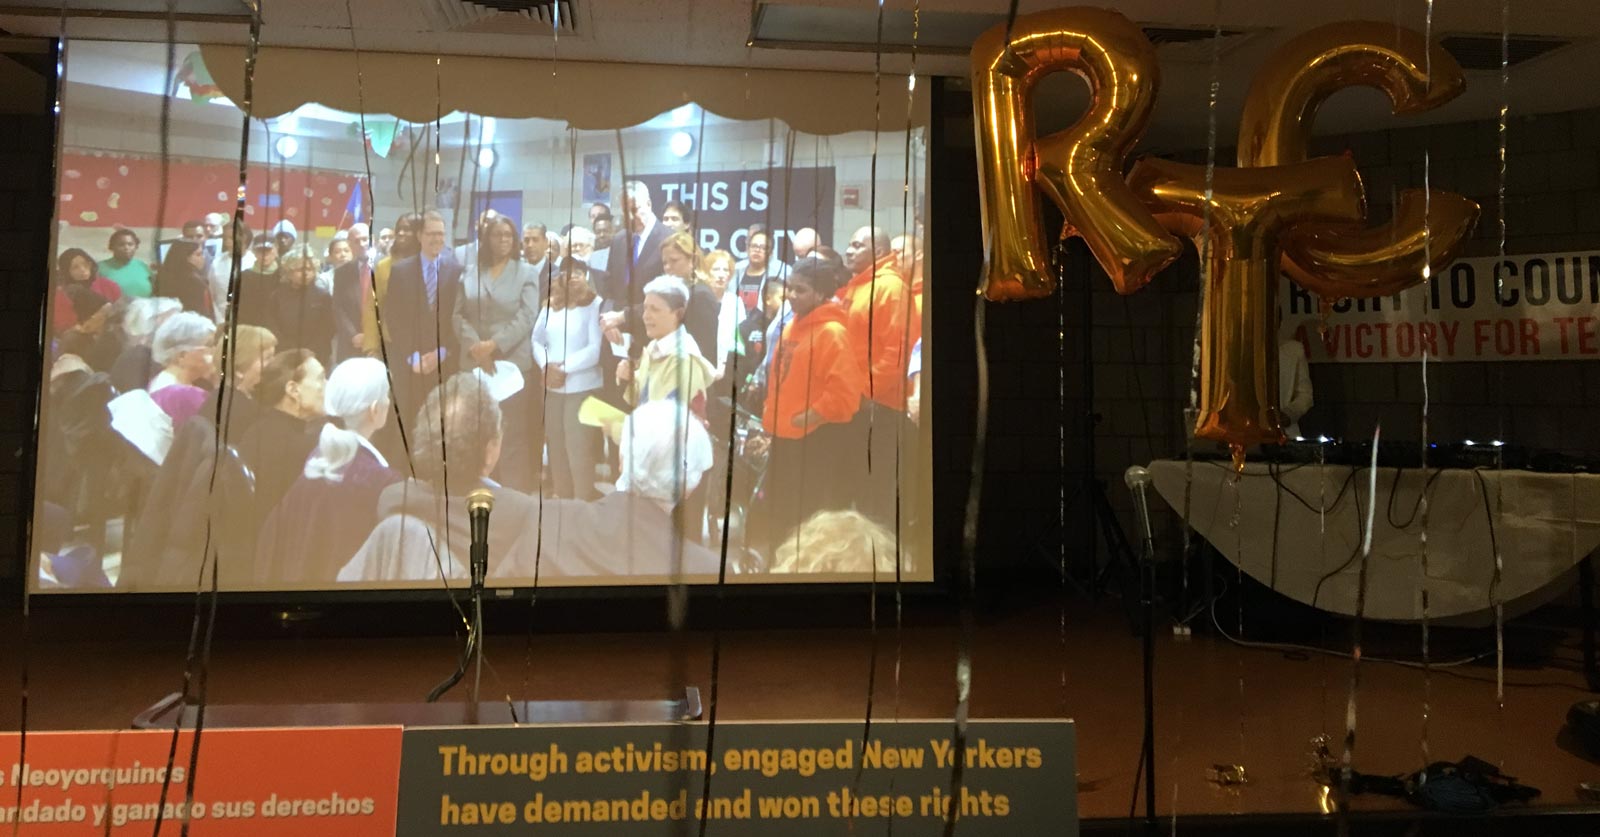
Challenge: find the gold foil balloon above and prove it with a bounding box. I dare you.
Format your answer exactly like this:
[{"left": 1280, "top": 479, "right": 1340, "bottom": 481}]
[
  {"left": 1285, "top": 188, "right": 1479, "bottom": 298},
  {"left": 1237, "top": 21, "right": 1479, "bottom": 295},
  {"left": 1126, "top": 156, "right": 1366, "bottom": 457},
  {"left": 971, "top": 7, "right": 1181, "bottom": 301}
]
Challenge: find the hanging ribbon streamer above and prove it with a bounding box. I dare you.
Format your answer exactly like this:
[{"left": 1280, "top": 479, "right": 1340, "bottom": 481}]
[
  {"left": 944, "top": 292, "right": 988, "bottom": 837},
  {"left": 1491, "top": 0, "right": 1510, "bottom": 723},
  {"left": 151, "top": 0, "right": 177, "bottom": 269},
  {"left": 938, "top": 7, "right": 1013, "bottom": 829},
  {"left": 520, "top": 121, "right": 574, "bottom": 710},
  {"left": 1336, "top": 427, "right": 1382, "bottom": 837},
  {"left": 1179, "top": 0, "right": 1223, "bottom": 643},
  {"left": 149, "top": 1, "right": 264, "bottom": 832},
  {"left": 521, "top": 7, "right": 576, "bottom": 697},
  {"left": 892, "top": 0, "right": 921, "bottom": 747},
  {"left": 1416, "top": 0, "right": 1437, "bottom": 780},
  {"left": 846, "top": 2, "right": 891, "bottom": 821},
  {"left": 339, "top": 0, "right": 477, "bottom": 709},
  {"left": 685, "top": 79, "right": 734, "bottom": 837}
]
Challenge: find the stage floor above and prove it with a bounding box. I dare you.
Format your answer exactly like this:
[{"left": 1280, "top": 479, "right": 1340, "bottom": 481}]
[{"left": 1, "top": 595, "right": 1596, "bottom": 825}]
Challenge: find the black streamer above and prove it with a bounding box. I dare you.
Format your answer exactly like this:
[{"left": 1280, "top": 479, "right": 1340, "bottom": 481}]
[
  {"left": 341, "top": 0, "right": 473, "bottom": 638},
  {"left": 939, "top": 6, "right": 1013, "bottom": 830},
  {"left": 943, "top": 295, "right": 988, "bottom": 837},
  {"left": 149, "top": 1, "right": 264, "bottom": 833},
  {"left": 847, "top": 6, "right": 891, "bottom": 822},
  {"left": 685, "top": 97, "right": 727, "bottom": 837}
]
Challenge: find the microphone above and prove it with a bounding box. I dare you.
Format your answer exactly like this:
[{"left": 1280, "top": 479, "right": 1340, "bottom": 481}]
[
  {"left": 1124, "top": 466, "right": 1154, "bottom": 550},
  {"left": 467, "top": 487, "right": 493, "bottom": 589}
]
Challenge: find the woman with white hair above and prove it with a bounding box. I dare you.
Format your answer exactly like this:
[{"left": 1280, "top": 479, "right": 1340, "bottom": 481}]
[
  {"left": 148, "top": 311, "right": 216, "bottom": 395},
  {"left": 109, "top": 297, "right": 183, "bottom": 393},
  {"left": 618, "top": 274, "right": 714, "bottom": 417},
  {"left": 255, "top": 357, "right": 401, "bottom": 584},
  {"left": 566, "top": 226, "right": 596, "bottom": 262},
  {"left": 546, "top": 230, "right": 567, "bottom": 265},
  {"left": 525, "top": 398, "right": 722, "bottom": 576}
]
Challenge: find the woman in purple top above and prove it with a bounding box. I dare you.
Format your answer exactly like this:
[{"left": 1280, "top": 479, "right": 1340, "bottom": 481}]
[{"left": 150, "top": 384, "right": 208, "bottom": 427}]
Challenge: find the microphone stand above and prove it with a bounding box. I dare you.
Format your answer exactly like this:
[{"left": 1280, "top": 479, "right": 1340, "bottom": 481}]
[
  {"left": 469, "top": 516, "right": 487, "bottom": 713},
  {"left": 1125, "top": 466, "right": 1158, "bottom": 836},
  {"left": 426, "top": 489, "right": 493, "bottom": 722}
]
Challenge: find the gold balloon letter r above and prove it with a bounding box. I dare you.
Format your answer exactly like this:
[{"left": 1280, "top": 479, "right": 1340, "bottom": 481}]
[{"left": 971, "top": 8, "right": 1182, "bottom": 302}]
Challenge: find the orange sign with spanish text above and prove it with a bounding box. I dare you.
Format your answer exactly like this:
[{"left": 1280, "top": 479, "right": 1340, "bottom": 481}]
[{"left": 0, "top": 727, "right": 401, "bottom": 835}]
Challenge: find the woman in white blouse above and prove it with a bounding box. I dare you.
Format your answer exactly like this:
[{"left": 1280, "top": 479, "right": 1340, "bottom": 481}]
[
  {"left": 532, "top": 261, "right": 604, "bottom": 500},
  {"left": 705, "top": 249, "right": 742, "bottom": 381}
]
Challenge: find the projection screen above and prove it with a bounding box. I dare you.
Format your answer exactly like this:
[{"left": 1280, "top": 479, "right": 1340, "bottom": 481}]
[{"left": 32, "top": 41, "right": 932, "bottom": 593}]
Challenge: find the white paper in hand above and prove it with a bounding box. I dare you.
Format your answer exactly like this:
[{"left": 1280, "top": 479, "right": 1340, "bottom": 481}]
[
  {"left": 472, "top": 361, "right": 525, "bottom": 402},
  {"left": 108, "top": 389, "right": 174, "bottom": 465}
]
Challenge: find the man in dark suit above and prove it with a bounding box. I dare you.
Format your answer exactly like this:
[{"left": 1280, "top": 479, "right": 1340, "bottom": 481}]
[
  {"left": 330, "top": 237, "right": 368, "bottom": 363},
  {"left": 381, "top": 210, "right": 463, "bottom": 423},
  {"left": 599, "top": 181, "right": 669, "bottom": 325}
]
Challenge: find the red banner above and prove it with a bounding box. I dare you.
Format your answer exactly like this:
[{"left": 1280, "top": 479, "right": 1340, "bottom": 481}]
[
  {"left": 59, "top": 151, "right": 366, "bottom": 233},
  {"left": 0, "top": 727, "right": 401, "bottom": 835}
]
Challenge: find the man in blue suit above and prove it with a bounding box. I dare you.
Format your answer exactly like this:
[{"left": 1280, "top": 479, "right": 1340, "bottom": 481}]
[{"left": 382, "top": 210, "right": 463, "bottom": 423}]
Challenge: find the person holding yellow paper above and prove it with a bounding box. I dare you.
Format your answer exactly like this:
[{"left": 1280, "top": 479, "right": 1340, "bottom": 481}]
[{"left": 619, "top": 275, "right": 714, "bottom": 418}]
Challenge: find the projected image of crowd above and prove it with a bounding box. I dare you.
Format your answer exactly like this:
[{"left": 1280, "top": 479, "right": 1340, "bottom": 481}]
[{"left": 39, "top": 180, "right": 925, "bottom": 590}]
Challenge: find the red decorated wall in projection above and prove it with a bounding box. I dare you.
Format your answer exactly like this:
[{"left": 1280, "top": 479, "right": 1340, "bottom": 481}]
[{"left": 58, "top": 151, "right": 367, "bottom": 234}]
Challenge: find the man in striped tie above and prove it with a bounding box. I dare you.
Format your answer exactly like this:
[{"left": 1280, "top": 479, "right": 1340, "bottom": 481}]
[{"left": 382, "top": 210, "right": 463, "bottom": 424}]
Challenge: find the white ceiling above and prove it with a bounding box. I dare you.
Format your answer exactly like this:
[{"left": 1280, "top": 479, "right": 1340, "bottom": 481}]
[{"left": 4, "top": 0, "right": 1599, "bottom": 148}]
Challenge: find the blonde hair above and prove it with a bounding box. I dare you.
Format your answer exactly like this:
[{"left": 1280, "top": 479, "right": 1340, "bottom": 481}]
[
  {"left": 661, "top": 231, "right": 716, "bottom": 287},
  {"left": 661, "top": 230, "right": 701, "bottom": 264},
  {"left": 772, "top": 511, "right": 911, "bottom": 575},
  {"left": 705, "top": 249, "right": 735, "bottom": 275},
  {"left": 226, "top": 324, "right": 277, "bottom": 376}
]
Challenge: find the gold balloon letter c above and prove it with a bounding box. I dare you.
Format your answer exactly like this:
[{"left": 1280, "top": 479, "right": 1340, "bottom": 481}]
[{"left": 1237, "top": 21, "right": 1481, "bottom": 299}]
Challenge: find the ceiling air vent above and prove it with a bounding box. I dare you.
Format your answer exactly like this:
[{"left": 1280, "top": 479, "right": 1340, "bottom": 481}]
[
  {"left": 1440, "top": 33, "right": 1568, "bottom": 71},
  {"left": 1137, "top": 23, "right": 1260, "bottom": 63},
  {"left": 465, "top": 0, "right": 573, "bottom": 27},
  {"left": 0, "top": 0, "right": 249, "bottom": 22},
  {"left": 1140, "top": 26, "right": 1244, "bottom": 46},
  {"left": 752, "top": 5, "right": 1261, "bottom": 57},
  {"left": 421, "top": 0, "right": 578, "bottom": 34}
]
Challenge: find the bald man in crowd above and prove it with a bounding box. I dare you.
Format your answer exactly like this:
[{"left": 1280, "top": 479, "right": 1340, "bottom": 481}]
[
  {"left": 790, "top": 227, "right": 819, "bottom": 261},
  {"left": 891, "top": 233, "right": 924, "bottom": 318},
  {"left": 836, "top": 225, "right": 920, "bottom": 524}
]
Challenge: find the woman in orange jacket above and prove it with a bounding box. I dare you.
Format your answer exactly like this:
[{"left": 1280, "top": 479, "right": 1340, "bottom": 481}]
[{"left": 750, "top": 255, "right": 864, "bottom": 554}]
